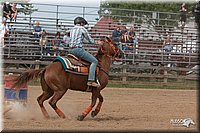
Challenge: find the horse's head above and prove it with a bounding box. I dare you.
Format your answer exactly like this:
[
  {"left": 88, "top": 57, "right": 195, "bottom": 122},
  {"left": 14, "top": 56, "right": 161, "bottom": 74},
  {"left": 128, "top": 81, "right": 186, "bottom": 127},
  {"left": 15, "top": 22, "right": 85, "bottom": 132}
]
[{"left": 97, "top": 36, "right": 124, "bottom": 59}]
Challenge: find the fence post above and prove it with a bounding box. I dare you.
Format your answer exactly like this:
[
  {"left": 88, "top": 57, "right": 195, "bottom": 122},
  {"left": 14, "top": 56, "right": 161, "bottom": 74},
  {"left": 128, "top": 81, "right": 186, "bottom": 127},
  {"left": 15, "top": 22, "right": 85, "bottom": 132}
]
[
  {"left": 29, "top": 14, "right": 32, "bottom": 30},
  {"left": 163, "top": 67, "right": 168, "bottom": 83},
  {"left": 122, "top": 66, "right": 127, "bottom": 83},
  {"left": 132, "top": 43, "right": 136, "bottom": 64},
  {"left": 35, "top": 60, "right": 40, "bottom": 69},
  {"left": 82, "top": 7, "right": 85, "bottom": 18},
  {"left": 56, "top": 5, "right": 59, "bottom": 31}
]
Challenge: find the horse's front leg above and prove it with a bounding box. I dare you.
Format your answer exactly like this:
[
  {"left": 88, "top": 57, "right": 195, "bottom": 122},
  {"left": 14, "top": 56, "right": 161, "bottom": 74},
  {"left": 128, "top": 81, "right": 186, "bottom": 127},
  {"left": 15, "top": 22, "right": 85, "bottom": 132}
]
[
  {"left": 77, "top": 87, "right": 100, "bottom": 121},
  {"left": 91, "top": 93, "right": 103, "bottom": 118}
]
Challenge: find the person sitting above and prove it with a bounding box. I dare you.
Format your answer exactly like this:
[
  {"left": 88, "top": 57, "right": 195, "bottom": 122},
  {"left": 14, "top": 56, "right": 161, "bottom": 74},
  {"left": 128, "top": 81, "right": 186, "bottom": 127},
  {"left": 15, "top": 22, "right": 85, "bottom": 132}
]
[
  {"left": 3, "top": 2, "right": 12, "bottom": 20},
  {"left": 112, "top": 26, "right": 123, "bottom": 51},
  {"left": 163, "top": 35, "right": 173, "bottom": 52},
  {"left": 10, "top": 3, "right": 17, "bottom": 21},
  {"left": 63, "top": 30, "right": 71, "bottom": 47},
  {"left": 128, "top": 26, "right": 138, "bottom": 51},
  {"left": 121, "top": 28, "right": 129, "bottom": 51},
  {"left": 45, "top": 38, "right": 52, "bottom": 56},
  {"left": 69, "top": 16, "right": 101, "bottom": 88},
  {"left": 112, "top": 26, "right": 122, "bottom": 42},
  {"left": 33, "top": 21, "right": 42, "bottom": 41},
  {"left": 39, "top": 30, "right": 47, "bottom": 55},
  {"left": 53, "top": 31, "right": 62, "bottom": 56}
]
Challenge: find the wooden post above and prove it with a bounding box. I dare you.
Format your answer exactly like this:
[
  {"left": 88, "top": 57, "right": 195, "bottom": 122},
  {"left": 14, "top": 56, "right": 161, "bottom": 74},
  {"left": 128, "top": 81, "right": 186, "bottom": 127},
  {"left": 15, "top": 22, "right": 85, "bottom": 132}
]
[
  {"left": 163, "top": 66, "right": 168, "bottom": 88},
  {"left": 35, "top": 60, "right": 40, "bottom": 69},
  {"left": 164, "top": 68, "right": 168, "bottom": 84},
  {"left": 122, "top": 66, "right": 127, "bottom": 84}
]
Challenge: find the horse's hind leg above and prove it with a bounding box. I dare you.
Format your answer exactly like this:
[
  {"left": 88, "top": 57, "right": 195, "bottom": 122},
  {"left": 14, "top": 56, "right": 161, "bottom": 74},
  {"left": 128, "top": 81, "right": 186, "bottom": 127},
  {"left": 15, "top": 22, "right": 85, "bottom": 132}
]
[
  {"left": 91, "top": 93, "right": 103, "bottom": 118},
  {"left": 37, "top": 90, "right": 53, "bottom": 118},
  {"left": 37, "top": 75, "right": 54, "bottom": 118},
  {"left": 48, "top": 90, "right": 67, "bottom": 119}
]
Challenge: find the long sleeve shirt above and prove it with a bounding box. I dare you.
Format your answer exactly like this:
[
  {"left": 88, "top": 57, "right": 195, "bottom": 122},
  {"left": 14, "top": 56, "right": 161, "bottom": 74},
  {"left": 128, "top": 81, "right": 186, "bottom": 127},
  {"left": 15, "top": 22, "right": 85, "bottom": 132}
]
[{"left": 70, "top": 25, "right": 95, "bottom": 48}]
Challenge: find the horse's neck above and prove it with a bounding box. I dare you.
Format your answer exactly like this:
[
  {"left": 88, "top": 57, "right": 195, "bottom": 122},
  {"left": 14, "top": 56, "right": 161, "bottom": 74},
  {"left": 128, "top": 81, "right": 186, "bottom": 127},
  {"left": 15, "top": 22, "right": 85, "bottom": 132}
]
[{"left": 96, "top": 54, "right": 111, "bottom": 72}]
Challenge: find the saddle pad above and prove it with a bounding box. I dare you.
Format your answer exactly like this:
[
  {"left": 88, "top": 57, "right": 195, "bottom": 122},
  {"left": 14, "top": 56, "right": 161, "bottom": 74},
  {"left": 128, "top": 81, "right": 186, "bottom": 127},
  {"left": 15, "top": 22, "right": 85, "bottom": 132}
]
[{"left": 53, "top": 56, "right": 91, "bottom": 74}]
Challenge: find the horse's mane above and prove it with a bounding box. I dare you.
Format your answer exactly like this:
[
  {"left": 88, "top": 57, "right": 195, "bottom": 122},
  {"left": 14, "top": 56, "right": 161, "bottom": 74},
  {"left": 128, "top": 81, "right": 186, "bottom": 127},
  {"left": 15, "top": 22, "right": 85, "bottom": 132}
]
[{"left": 95, "top": 36, "right": 114, "bottom": 60}]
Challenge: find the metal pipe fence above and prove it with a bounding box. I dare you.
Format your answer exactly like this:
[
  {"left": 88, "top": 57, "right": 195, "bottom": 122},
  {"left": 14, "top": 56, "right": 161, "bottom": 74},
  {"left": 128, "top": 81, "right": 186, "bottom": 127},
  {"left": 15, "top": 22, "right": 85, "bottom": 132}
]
[{"left": 1, "top": 3, "right": 199, "bottom": 88}]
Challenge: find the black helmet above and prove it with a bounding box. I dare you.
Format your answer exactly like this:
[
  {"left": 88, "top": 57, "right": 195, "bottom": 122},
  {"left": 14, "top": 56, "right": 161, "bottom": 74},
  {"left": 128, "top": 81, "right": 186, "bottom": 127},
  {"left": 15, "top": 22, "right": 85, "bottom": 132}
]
[{"left": 74, "top": 17, "right": 88, "bottom": 25}]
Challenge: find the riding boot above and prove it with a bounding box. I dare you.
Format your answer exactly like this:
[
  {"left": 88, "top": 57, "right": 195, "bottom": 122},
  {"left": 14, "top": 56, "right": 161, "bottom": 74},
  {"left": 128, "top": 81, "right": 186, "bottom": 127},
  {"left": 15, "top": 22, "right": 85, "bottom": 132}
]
[
  {"left": 87, "top": 81, "right": 100, "bottom": 88},
  {"left": 86, "top": 81, "right": 100, "bottom": 92}
]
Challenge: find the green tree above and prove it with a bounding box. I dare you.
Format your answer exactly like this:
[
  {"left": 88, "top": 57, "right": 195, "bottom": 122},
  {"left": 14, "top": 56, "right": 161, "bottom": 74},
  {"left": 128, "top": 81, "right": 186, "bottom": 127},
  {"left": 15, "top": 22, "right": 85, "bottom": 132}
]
[
  {"left": 17, "top": 3, "right": 38, "bottom": 15},
  {"left": 100, "top": 1, "right": 195, "bottom": 27}
]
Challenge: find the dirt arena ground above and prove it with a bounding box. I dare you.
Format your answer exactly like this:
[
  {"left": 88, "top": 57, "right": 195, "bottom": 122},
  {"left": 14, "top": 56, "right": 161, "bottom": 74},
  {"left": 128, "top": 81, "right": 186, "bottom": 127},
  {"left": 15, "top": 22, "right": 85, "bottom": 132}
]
[{"left": 3, "top": 86, "right": 198, "bottom": 132}]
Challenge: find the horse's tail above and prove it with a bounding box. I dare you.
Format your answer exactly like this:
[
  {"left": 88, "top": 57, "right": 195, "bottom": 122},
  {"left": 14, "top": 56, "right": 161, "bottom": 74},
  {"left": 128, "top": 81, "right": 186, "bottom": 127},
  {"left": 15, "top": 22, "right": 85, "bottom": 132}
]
[{"left": 12, "top": 68, "right": 46, "bottom": 90}]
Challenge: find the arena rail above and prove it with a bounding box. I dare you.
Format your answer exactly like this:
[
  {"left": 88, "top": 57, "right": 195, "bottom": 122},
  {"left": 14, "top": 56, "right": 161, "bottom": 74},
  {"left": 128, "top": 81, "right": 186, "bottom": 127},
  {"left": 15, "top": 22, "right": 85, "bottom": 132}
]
[{"left": 2, "top": 2, "right": 199, "bottom": 89}]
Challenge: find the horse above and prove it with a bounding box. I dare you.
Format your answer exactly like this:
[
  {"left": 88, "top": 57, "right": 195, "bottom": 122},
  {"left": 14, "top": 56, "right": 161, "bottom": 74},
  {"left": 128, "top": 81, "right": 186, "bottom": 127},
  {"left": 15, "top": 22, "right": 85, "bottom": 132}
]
[{"left": 11, "top": 36, "right": 123, "bottom": 121}]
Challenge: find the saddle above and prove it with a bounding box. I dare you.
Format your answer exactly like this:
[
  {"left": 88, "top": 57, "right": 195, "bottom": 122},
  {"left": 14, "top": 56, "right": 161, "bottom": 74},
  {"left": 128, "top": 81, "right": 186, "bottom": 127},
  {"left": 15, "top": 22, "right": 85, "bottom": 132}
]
[{"left": 53, "top": 54, "right": 99, "bottom": 75}]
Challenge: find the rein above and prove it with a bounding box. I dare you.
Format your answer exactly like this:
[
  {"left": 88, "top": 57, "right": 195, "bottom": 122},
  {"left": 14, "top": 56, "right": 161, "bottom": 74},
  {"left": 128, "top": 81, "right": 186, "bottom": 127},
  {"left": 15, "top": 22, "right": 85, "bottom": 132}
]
[
  {"left": 97, "top": 64, "right": 109, "bottom": 77},
  {"left": 99, "top": 40, "right": 119, "bottom": 60},
  {"left": 95, "top": 39, "right": 120, "bottom": 77}
]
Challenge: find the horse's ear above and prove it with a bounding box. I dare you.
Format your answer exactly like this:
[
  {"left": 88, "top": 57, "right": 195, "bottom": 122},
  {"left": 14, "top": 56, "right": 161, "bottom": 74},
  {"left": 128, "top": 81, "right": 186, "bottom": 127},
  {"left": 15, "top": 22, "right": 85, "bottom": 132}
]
[{"left": 105, "top": 36, "right": 112, "bottom": 42}]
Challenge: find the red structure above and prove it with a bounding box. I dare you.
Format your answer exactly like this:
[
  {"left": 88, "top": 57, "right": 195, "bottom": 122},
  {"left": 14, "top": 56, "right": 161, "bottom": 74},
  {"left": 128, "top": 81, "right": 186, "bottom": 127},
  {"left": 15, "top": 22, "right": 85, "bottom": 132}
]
[{"left": 90, "top": 17, "right": 120, "bottom": 38}]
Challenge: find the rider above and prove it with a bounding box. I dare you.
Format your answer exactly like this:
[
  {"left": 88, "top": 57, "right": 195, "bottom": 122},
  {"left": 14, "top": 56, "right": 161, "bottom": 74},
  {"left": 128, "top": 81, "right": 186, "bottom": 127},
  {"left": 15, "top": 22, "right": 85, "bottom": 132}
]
[{"left": 69, "top": 17, "right": 100, "bottom": 88}]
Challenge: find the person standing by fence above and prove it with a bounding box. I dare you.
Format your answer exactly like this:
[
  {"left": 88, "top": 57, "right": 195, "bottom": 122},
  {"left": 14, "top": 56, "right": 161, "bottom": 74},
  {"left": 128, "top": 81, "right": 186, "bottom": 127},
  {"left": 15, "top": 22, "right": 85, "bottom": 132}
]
[
  {"left": 179, "top": 3, "right": 187, "bottom": 29},
  {"left": 191, "top": 1, "right": 200, "bottom": 28},
  {"left": 0, "top": 20, "right": 9, "bottom": 47}
]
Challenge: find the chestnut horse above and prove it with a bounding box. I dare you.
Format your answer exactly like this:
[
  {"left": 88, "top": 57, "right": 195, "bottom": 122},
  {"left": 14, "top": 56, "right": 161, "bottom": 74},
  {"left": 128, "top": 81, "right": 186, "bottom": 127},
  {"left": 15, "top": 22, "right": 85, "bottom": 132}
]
[{"left": 12, "top": 37, "right": 123, "bottom": 121}]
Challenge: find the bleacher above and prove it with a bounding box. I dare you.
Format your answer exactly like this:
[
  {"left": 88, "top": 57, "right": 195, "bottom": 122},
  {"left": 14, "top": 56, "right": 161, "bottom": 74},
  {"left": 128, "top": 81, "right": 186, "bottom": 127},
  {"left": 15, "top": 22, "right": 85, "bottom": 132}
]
[{"left": 2, "top": 3, "right": 199, "bottom": 88}]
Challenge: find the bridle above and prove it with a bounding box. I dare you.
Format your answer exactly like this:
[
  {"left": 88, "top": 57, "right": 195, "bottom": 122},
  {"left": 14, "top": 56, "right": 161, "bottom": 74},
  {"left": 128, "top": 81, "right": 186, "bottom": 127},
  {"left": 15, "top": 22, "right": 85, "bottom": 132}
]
[
  {"left": 99, "top": 39, "right": 120, "bottom": 60},
  {"left": 95, "top": 38, "right": 120, "bottom": 77}
]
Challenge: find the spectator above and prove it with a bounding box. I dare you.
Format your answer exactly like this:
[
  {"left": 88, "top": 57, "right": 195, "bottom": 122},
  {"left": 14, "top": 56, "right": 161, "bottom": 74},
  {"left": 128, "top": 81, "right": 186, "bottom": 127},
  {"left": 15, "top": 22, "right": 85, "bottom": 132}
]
[
  {"left": 163, "top": 35, "right": 173, "bottom": 67},
  {"left": 53, "top": 31, "right": 62, "bottom": 56},
  {"left": 63, "top": 30, "right": 71, "bottom": 47},
  {"left": 112, "top": 25, "right": 123, "bottom": 51},
  {"left": 33, "top": 21, "right": 42, "bottom": 41},
  {"left": 11, "top": 3, "right": 18, "bottom": 21},
  {"left": 0, "top": 20, "right": 9, "bottom": 47},
  {"left": 39, "top": 30, "right": 47, "bottom": 55},
  {"left": 3, "top": 2, "right": 12, "bottom": 20},
  {"left": 121, "top": 27, "right": 129, "bottom": 51},
  {"left": 112, "top": 26, "right": 122, "bottom": 42},
  {"left": 45, "top": 38, "right": 51, "bottom": 56},
  {"left": 179, "top": 3, "right": 187, "bottom": 28},
  {"left": 128, "top": 26, "right": 138, "bottom": 50},
  {"left": 163, "top": 35, "right": 173, "bottom": 52},
  {"left": 191, "top": 2, "right": 200, "bottom": 28}
]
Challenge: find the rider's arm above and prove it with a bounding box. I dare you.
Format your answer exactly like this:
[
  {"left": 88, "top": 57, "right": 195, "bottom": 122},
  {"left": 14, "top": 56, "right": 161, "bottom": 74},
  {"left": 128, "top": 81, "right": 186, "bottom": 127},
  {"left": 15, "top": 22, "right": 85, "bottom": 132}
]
[{"left": 81, "top": 27, "right": 95, "bottom": 44}]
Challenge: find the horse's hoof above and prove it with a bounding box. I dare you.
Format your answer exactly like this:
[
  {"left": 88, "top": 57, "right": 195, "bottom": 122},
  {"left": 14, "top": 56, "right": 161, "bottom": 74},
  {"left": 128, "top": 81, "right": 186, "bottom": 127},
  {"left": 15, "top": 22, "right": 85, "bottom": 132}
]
[
  {"left": 91, "top": 111, "right": 97, "bottom": 118},
  {"left": 77, "top": 115, "right": 85, "bottom": 121}
]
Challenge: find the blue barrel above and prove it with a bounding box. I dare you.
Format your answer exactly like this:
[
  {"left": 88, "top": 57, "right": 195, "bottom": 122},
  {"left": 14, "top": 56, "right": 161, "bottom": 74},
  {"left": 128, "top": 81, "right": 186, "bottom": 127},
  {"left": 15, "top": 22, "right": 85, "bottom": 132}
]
[
  {"left": 4, "top": 88, "right": 27, "bottom": 101},
  {"left": 4, "top": 74, "right": 28, "bottom": 102}
]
